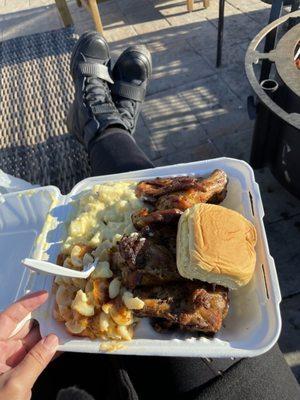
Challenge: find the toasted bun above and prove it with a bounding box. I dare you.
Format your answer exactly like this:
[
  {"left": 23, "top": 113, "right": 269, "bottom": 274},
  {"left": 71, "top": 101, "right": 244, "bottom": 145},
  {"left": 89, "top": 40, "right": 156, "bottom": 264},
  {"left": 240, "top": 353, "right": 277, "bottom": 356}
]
[{"left": 176, "top": 204, "right": 257, "bottom": 289}]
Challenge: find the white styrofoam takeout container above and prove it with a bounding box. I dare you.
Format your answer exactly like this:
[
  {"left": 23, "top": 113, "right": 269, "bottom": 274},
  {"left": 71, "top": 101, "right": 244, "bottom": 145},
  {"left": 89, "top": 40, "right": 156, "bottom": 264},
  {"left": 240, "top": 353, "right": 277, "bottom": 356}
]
[{"left": 0, "top": 158, "right": 282, "bottom": 358}]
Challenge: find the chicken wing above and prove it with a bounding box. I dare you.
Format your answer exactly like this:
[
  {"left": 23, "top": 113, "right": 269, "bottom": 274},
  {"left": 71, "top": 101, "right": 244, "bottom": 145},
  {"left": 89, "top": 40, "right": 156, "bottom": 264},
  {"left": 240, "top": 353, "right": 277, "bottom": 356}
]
[
  {"left": 156, "top": 169, "right": 228, "bottom": 211},
  {"left": 110, "top": 233, "right": 181, "bottom": 290},
  {"left": 134, "top": 282, "right": 229, "bottom": 334},
  {"left": 131, "top": 208, "right": 183, "bottom": 230},
  {"left": 135, "top": 169, "right": 228, "bottom": 211},
  {"left": 135, "top": 176, "right": 198, "bottom": 203}
]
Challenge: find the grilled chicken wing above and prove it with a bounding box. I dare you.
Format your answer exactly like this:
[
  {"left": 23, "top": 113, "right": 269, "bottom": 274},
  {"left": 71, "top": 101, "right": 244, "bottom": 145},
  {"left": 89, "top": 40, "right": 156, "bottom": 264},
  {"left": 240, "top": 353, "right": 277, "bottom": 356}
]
[
  {"left": 110, "top": 234, "right": 181, "bottom": 290},
  {"left": 134, "top": 282, "right": 229, "bottom": 334},
  {"left": 156, "top": 169, "right": 228, "bottom": 211},
  {"left": 135, "top": 169, "right": 228, "bottom": 211},
  {"left": 135, "top": 176, "right": 198, "bottom": 203},
  {"left": 131, "top": 208, "right": 183, "bottom": 230}
]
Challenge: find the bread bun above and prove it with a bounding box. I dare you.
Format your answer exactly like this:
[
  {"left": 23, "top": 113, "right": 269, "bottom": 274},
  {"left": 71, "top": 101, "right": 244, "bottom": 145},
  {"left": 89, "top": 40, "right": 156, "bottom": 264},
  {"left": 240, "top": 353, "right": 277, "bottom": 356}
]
[{"left": 176, "top": 203, "right": 257, "bottom": 289}]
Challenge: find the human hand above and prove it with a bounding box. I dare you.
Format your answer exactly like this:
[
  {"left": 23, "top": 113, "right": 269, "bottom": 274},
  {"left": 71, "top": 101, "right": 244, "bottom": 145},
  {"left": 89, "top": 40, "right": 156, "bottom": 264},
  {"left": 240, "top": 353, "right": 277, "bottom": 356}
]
[{"left": 0, "top": 291, "right": 58, "bottom": 400}]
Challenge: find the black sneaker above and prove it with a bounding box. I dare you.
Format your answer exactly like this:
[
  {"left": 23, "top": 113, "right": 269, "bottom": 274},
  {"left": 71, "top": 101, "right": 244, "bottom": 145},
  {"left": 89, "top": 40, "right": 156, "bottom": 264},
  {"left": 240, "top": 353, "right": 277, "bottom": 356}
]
[
  {"left": 111, "top": 45, "right": 152, "bottom": 135},
  {"left": 67, "top": 31, "right": 127, "bottom": 150}
]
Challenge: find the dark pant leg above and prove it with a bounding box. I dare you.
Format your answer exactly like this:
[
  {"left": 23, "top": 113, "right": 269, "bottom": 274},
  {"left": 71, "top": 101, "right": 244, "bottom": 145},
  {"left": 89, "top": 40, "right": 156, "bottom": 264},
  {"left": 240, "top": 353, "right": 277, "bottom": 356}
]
[
  {"left": 32, "top": 353, "right": 111, "bottom": 400},
  {"left": 193, "top": 344, "right": 300, "bottom": 400},
  {"left": 89, "top": 128, "right": 154, "bottom": 175},
  {"left": 109, "top": 345, "right": 300, "bottom": 400}
]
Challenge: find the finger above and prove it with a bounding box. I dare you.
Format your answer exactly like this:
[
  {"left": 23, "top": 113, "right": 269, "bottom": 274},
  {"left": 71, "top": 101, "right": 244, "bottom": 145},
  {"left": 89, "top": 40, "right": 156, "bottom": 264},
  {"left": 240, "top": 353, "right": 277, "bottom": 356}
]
[
  {"left": 0, "top": 362, "right": 11, "bottom": 374},
  {"left": 10, "top": 334, "right": 58, "bottom": 389},
  {"left": 6, "top": 326, "right": 41, "bottom": 368},
  {"left": 0, "top": 291, "right": 48, "bottom": 340},
  {"left": 22, "top": 326, "right": 41, "bottom": 351},
  {"left": 0, "top": 340, "right": 23, "bottom": 363}
]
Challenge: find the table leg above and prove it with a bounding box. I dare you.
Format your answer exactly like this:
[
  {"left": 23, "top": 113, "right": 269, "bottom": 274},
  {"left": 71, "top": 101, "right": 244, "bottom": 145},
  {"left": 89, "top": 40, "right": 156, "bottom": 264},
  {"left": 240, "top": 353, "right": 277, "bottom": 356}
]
[
  {"left": 288, "top": 0, "right": 300, "bottom": 27},
  {"left": 216, "top": 0, "right": 225, "bottom": 68},
  {"left": 187, "top": 0, "right": 194, "bottom": 12},
  {"left": 291, "top": 0, "right": 300, "bottom": 12},
  {"left": 259, "top": 0, "right": 283, "bottom": 81},
  {"left": 88, "top": 0, "right": 104, "bottom": 33},
  {"left": 55, "top": 0, "right": 73, "bottom": 27}
]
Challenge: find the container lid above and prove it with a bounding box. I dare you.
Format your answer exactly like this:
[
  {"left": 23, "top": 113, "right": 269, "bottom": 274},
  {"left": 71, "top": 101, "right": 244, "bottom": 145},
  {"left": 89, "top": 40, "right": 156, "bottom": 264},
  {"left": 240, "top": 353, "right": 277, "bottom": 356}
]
[{"left": 0, "top": 186, "right": 60, "bottom": 311}]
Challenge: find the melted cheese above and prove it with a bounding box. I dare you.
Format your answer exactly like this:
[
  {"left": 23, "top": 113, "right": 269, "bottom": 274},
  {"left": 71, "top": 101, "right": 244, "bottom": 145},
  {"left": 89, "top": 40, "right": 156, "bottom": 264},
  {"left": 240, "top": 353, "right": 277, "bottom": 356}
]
[{"left": 62, "top": 181, "right": 143, "bottom": 254}]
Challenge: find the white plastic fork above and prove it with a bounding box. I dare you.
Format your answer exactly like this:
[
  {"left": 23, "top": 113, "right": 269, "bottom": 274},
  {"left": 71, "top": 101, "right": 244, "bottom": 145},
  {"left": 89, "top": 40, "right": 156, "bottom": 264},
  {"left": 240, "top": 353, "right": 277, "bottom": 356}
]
[{"left": 22, "top": 258, "right": 97, "bottom": 279}]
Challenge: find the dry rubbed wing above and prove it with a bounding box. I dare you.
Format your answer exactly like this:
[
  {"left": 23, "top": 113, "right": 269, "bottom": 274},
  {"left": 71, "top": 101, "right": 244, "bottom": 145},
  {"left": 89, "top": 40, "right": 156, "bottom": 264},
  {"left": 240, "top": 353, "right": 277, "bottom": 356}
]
[
  {"left": 131, "top": 209, "right": 182, "bottom": 256},
  {"left": 110, "top": 234, "right": 182, "bottom": 290},
  {"left": 135, "top": 170, "right": 228, "bottom": 211},
  {"left": 131, "top": 208, "right": 183, "bottom": 230},
  {"left": 134, "top": 282, "right": 229, "bottom": 334},
  {"left": 156, "top": 169, "right": 228, "bottom": 211},
  {"left": 135, "top": 176, "right": 199, "bottom": 202}
]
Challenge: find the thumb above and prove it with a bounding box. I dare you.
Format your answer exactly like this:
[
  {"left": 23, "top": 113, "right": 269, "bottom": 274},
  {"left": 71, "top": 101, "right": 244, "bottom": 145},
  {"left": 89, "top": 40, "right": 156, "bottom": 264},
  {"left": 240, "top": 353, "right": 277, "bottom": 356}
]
[{"left": 11, "top": 334, "right": 58, "bottom": 389}]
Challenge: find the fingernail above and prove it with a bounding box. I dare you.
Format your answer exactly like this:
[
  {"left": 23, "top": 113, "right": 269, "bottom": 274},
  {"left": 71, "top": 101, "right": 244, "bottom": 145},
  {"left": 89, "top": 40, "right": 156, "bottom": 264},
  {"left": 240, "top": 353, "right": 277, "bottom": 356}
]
[{"left": 43, "top": 334, "right": 59, "bottom": 351}]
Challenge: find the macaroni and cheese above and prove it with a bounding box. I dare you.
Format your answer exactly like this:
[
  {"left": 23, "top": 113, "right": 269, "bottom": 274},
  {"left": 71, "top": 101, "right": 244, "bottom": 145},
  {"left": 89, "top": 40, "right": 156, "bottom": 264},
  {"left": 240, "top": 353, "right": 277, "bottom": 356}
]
[{"left": 53, "top": 181, "right": 145, "bottom": 342}]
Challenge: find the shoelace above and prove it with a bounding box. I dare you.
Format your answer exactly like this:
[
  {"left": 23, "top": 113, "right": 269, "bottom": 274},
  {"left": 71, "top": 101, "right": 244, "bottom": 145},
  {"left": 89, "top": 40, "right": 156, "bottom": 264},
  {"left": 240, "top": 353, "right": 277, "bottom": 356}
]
[
  {"left": 83, "top": 76, "right": 114, "bottom": 110},
  {"left": 115, "top": 98, "right": 136, "bottom": 129}
]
